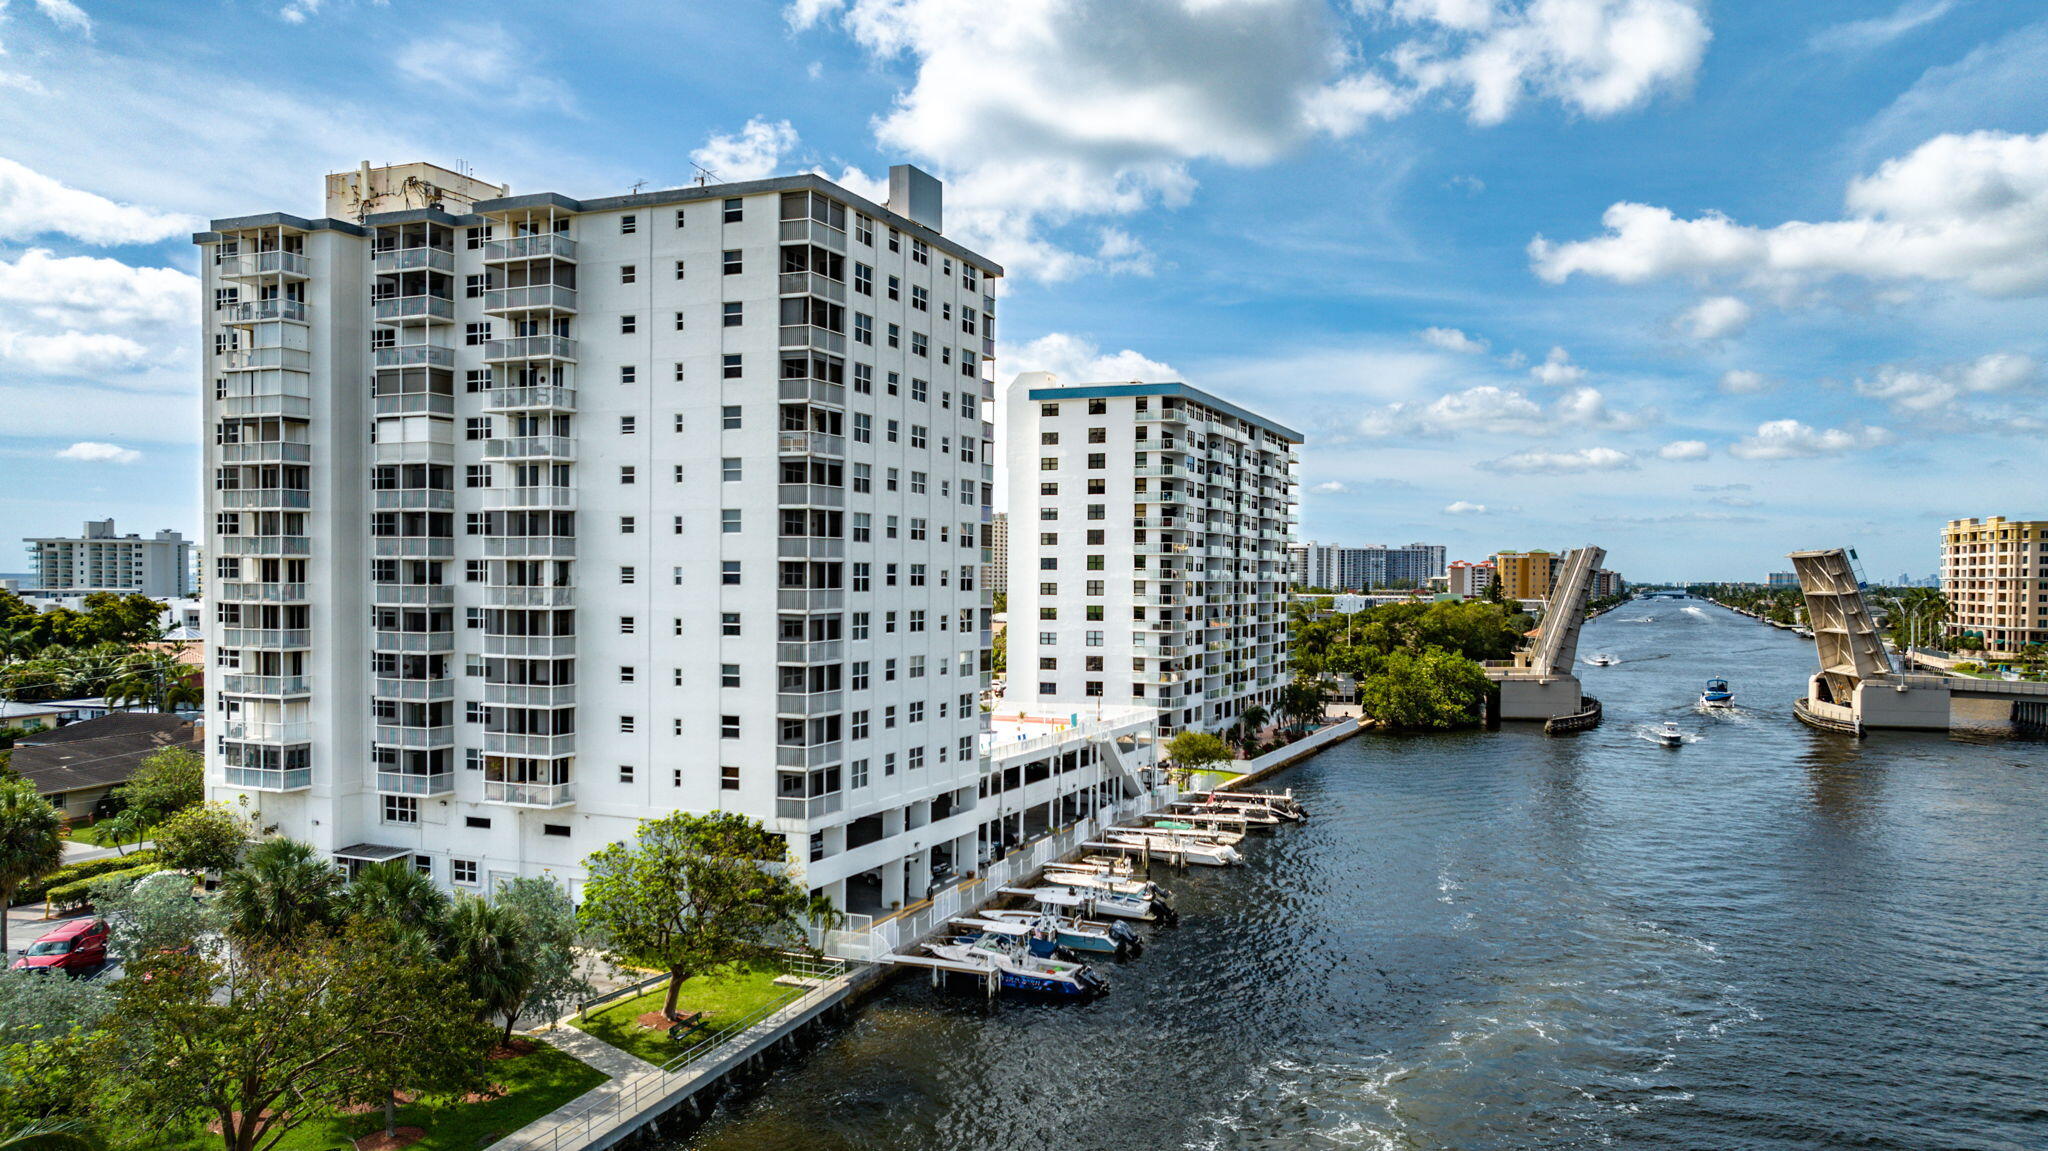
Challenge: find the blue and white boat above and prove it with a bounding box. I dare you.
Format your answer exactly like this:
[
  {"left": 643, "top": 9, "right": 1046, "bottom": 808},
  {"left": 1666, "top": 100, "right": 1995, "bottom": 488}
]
[
  {"left": 923, "top": 932, "right": 1108, "bottom": 997},
  {"left": 979, "top": 910, "right": 1142, "bottom": 957},
  {"left": 1701, "top": 678, "right": 1733, "bottom": 707}
]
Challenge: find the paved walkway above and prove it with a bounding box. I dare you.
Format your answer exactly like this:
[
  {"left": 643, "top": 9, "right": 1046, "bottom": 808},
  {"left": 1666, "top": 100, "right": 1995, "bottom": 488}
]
[{"left": 535, "top": 1023, "right": 649, "bottom": 1080}]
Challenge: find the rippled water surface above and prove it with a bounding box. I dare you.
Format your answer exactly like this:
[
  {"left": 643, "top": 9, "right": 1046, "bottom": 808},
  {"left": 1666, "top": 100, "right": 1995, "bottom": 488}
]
[{"left": 679, "top": 601, "right": 2048, "bottom": 1150}]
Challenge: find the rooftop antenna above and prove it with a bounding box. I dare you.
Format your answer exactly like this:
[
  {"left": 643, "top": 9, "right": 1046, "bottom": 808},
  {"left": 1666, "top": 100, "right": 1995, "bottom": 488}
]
[
  {"left": 691, "top": 162, "right": 718, "bottom": 188},
  {"left": 630, "top": 179, "right": 648, "bottom": 193}
]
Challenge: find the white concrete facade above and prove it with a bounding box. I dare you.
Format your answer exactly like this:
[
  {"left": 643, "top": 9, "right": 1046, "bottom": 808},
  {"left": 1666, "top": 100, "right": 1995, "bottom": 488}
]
[
  {"left": 24, "top": 520, "right": 193, "bottom": 597},
  {"left": 199, "top": 162, "right": 1001, "bottom": 915},
  {"left": 1003, "top": 374, "right": 1299, "bottom": 736}
]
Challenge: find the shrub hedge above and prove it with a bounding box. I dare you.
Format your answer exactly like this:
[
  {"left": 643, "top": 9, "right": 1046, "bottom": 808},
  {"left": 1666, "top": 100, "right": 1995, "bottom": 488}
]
[
  {"left": 13, "top": 850, "right": 160, "bottom": 905},
  {"left": 46, "top": 863, "right": 164, "bottom": 910}
]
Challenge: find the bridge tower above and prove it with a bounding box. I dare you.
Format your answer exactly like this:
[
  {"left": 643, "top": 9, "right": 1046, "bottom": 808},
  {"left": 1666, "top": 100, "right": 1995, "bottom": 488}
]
[
  {"left": 1788, "top": 548, "right": 1949, "bottom": 733},
  {"left": 1490, "top": 544, "right": 1605, "bottom": 725}
]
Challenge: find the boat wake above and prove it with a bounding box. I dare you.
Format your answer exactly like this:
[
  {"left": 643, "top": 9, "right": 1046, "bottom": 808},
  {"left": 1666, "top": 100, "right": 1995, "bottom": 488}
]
[
  {"left": 1681, "top": 606, "right": 1708, "bottom": 619},
  {"left": 1636, "top": 725, "right": 1704, "bottom": 745}
]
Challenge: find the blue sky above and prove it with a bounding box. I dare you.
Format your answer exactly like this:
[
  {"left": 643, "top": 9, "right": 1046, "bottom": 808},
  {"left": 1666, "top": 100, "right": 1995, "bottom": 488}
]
[{"left": 0, "top": 0, "right": 2043, "bottom": 582}]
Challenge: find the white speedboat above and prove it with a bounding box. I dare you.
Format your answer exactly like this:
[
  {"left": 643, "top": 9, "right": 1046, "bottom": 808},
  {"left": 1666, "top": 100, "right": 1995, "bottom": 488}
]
[
  {"left": 1654, "top": 721, "right": 1684, "bottom": 747},
  {"left": 1587, "top": 653, "right": 1620, "bottom": 666},
  {"left": 977, "top": 910, "right": 1142, "bottom": 957},
  {"left": 1001, "top": 884, "right": 1170, "bottom": 922},
  {"left": 1106, "top": 831, "right": 1242, "bottom": 866},
  {"left": 924, "top": 933, "right": 1108, "bottom": 997},
  {"left": 1039, "top": 867, "right": 1168, "bottom": 901},
  {"left": 1111, "top": 822, "right": 1246, "bottom": 847}
]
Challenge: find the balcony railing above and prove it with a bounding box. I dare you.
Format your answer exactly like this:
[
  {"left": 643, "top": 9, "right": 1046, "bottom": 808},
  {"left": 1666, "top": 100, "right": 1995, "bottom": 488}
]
[
  {"left": 371, "top": 246, "right": 455, "bottom": 274},
  {"left": 482, "top": 234, "right": 578, "bottom": 263},
  {"left": 481, "top": 536, "right": 577, "bottom": 559},
  {"left": 481, "top": 486, "right": 576, "bottom": 510},
  {"left": 370, "top": 489, "right": 455, "bottom": 511},
  {"left": 481, "top": 585, "right": 575, "bottom": 608},
  {"left": 775, "top": 639, "right": 843, "bottom": 664},
  {"left": 369, "top": 536, "right": 454, "bottom": 558},
  {"left": 777, "top": 431, "right": 845, "bottom": 457},
  {"left": 218, "top": 673, "right": 310, "bottom": 697},
  {"left": 484, "top": 732, "right": 578, "bottom": 757},
  {"left": 373, "top": 391, "right": 456, "bottom": 417},
  {"left": 483, "top": 683, "right": 577, "bottom": 707},
  {"left": 775, "top": 589, "right": 845, "bottom": 612},
  {"left": 776, "top": 484, "right": 845, "bottom": 508},
  {"left": 777, "top": 271, "right": 847, "bottom": 303},
  {"left": 216, "top": 488, "right": 310, "bottom": 510},
  {"left": 215, "top": 581, "right": 307, "bottom": 604},
  {"left": 777, "top": 537, "right": 845, "bottom": 559},
  {"left": 483, "top": 780, "right": 575, "bottom": 808},
  {"left": 372, "top": 677, "right": 454, "bottom": 701},
  {"left": 220, "top": 346, "right": 311, "bottom": 373},
  {"left": 775, "top": 741, "right": 844, "bottom": 768},
  {"left": 775, "top": 792, "right": 846, "bottom": 820},
  {"left": 372, "top": 294, "right": 455, "bottom": 323},
  {"left": 218, "top": 391, "right": 312, "bottom": 419},
  {"left": 371, "top": 631, "right": 455, "bottom": 654},
  {"left": 224, "top": 298, "right": 306, "bottom": 324},
  {"left": 481, "top": 435, "right": 576, "bottom": 461},
  {"left": 213, "top": 535, "right": 312, "bottom": 557},
  {"left": 480, "top": 633, "right": 577, "bottom": 657},
  {"left": 777, "top": 379, "right": 846, "bottom": 406},
  {"left": 218, "top": 250, "right": 310, "bottom": 280},
  {"left": 483, "top": 284, "right": 578, "bottom": 314},
  {"left": 220, "top": 628, "right": 312, "bottom": 649},
  {"left": 483, "top": 334, "right": 577, "bottom": 363},
  {"left": 373, "top": 725, "right": 456, "bottom": 750},
  {"left": 375, "top": 769, "right": 455, "bottom": 797},
  {"left": 223, "top": 766, "right": 312, "bottom": 792},
  {"left": 776, "top": 690, "right": 845, "bottom": 717},
  {"left": 481, "top": 385, "right": 577, "bottom": 413},
  {"left": 778, "top": 218, "right": 846, "bottom": 252},
  {"left": 372, "top": 344, "right": 455, "bottom": 369},
  {"left": 778, "top": 325, "right": 847, "bottom": 355},
  {"left": 217, "top": 718, "right": 313, "bottom": 744},
  {"left": 218, "top": 440, "right": 311, "bottom": 465}
]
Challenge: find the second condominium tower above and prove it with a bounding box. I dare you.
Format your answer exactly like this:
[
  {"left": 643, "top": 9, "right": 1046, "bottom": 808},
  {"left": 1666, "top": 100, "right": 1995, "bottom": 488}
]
[
  {"left": 1003, "top": 374, "right": 1300, "bottom": 735},
  {"left": 199, "top": 161, "right": 998, "bottom": 914}
]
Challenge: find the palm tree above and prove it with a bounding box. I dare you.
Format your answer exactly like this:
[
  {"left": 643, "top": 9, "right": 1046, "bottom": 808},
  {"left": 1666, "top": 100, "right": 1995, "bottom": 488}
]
[
  {"left": 1236, "top": 704, "right": 1269, "bottom": 753},
  {"left": 0, "top": 1119, "right": 95, "bottom": 1150},
  {"left": 345, "top": 858, "right": 450, "bottom": 948},
  {"left": 219, "top": 837, "right": 342, "bottom": 948},
  {"left": 0, "top": 780, "right": 65, "bottom": 953},
  {"left": 442, "top": 895, "right": 537, "bottom": 1042}
]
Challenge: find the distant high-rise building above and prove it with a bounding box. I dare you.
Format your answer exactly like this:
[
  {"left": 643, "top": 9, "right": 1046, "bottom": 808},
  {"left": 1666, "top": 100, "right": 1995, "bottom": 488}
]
[
  {"left": 1290, "top": 541, "right": 1443, "bottom": 591},
  {"left": 1493, "top": 550, "right": 1561, "bottom": 600},
  {"left": 1767, "top": 571, "right": 1799, "bottom": 588},
  {"left": 1446, "top": 559, "right": 1495, "bottom": 597},
  {"left": 987, "top": 512, "right": 1008, "bottom": 604},
  {"left": 1004, "top": 373, "right": 1299, "bottom": 735},
  {"left": 1290, "top": 542, "right": 1340, "bottom": 589},
  {"left": 24, "top": 519, "right": 192, "bottom": 597},
  {"left": 1941, "top": 516, "right": 2048, "bottom": 655},
  {"left": 198, "top": 159, "right": 999, "bottom": 913}
]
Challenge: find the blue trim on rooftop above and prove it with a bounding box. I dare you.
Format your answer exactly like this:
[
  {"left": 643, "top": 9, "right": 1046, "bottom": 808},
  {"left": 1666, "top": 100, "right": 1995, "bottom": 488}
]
[{"left": 1025, "top": 381, "right": 1303, "bottom": 442}]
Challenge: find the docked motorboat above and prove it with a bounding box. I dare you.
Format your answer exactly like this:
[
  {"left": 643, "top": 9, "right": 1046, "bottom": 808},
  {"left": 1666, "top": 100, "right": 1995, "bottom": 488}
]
[
  {"left": 1104, "top": 831, "right": 1242, "bottom": 866},
  {"left": 1587, "top": 653, "right": 1620, "bottom": 667},
  {"left": 1001, "top": 883, "right": 1170, "bottom": 922},
  {"left": 1653, "top": 721, "right": 1685, "bottom": 747},
  {"left": 978, "top": 910, "right": 1142, "bottom": 957},
  {"left": 1040, "top": 866, "right": 1169, "bottom": 901},
  {"left": 1170, "top": 800, "right": 1283, "bottom": 826},
  {"left": 1111, "top": 822, "right": 1245, "bottom": 847},
  {"left": 1199, "top": 789, "right": 1308, "bottom": 822},
  {"left": 923, "top": 932, "right": 1108, "bottom": 997},
  {"left": 1700, "top": 677, "right": 1733, "bottom": 707}
]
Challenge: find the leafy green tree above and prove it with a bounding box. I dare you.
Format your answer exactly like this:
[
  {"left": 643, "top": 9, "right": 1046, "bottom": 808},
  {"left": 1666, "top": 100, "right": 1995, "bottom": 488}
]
[
  {"left": 115, "top": 746, "right": 204, "bottom": 828},
  {"left": 102, "top": 871, "right": 215, "bottom": 961},
  {"left": 0, "top": 971, "right": 113, "bottom": 1050},
  {"left": 1358, "top": 649, "right": 1493, "bottom": 731},
  {"left": 1235, "top": 704, "right": 1269, "bottom": 754},
  {"left": 88, "top": 925, "right": 494, "bottom": 1151},
  {"left": 153, "top": 803, "right": 248, "bottom": 875},
  {"left": 497, "top": 875, "right": 593, "bottom": 1034},
  {"left": 1277, "top": 678, "right": 1331, "bottom": 732},
  {"left": 1163, "top": 730, "right": 1233, "bottom": 788},
  {"left": 0, "top": 781, "right": 65, "bottom": 953},
  {"left": 343, "top": 859, "right": 448, "bottom": 940},
  {"left": 991, "top": 627, "right": 1006, "bottom": 676},
  {"left": 579, "top": 811, "right": 830, "bottom": 1022},
  {"left": 218, "top": 838, "right": 341, "bottom": 949},
  {"left": 73, "top": 593, "right": 167, "bottom": 646},
  {"left": 442, "top": 895, "right": 535, "bottom": 1042}
]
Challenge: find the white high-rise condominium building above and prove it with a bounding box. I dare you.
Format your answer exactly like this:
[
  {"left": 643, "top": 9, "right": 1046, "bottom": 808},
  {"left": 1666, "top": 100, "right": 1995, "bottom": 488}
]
[
  {"left": 25, "top": 520, "right": 193, "bottom": 597},
  {"left": 199, "top": 160, "right": 999, "bottom": 914},
  {"left": 1003, "top": 374, "right": 1300, "bottom": 735}
]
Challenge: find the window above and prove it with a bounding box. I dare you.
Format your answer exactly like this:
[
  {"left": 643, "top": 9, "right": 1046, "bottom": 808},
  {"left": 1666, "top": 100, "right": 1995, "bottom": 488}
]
[
  {"left": 465, "top": 464, "right": 489, "bottom": 488},
  {"left": 854, "top": 363, "right": 873, "bottom": 394},
  {"left": 620, "top": 465, "right": 637, "bottom": 484},
  {"left": 721, "top": 715, "right": 741, "bottom": 739},
  {"left": 854, "top": 314, "right": 873, "bottom": 345},
  {"left": 620, "top": 715, "right": 637, "bottom": 733},
  {"left": 853, "top": 413, "right": 871, "bottom": 443},
  {"left": 620, "top": 365, "right": 638, "bottom": 384},
  {"left": 887, "top": 274, "right": 901, "bottom": 300},
  {"left": 722, "top": 405, "right": 743, "bottom": 430},
  {"left": 723, "top": 301, "right": 744, "bottom": 327},
  {"left": 675, "top": 311, "right": 687, "bottom": 331},
  {"left": 911, "top": 332, "right": 929, "bottom": 358},
  {"left": 619, "top": 765, "right": 636, "bottom": 783},
  {"left": 675, "top": 208, "right": 687, "bottom": 228},
  {"left": 723, "top": 197, "right": 744, "bottom": 223},
  {"left": 722, "top": 561, "right": 742, "bottom": 585},
  {"left": 723, "top": 354, "right": 743, "bottom": 379},
  {"left": 911, "top": 285, "right": 929, "bottom": 311},
  {"left": 887, "top": 323, "right": 900, "bottom": 349},
  {"left": 620, "top": 415, "right": 637, "bottom": 435},
  {"left": 851, "top": 660, "right": 870, "bottom": 688},
  {"left": 721, "top": 765, "right": 740, "bottom": 790},
  {"left": 723, "top": 249, "right": 742, "bottom": 275},
  {"left": 620, "top": 515, "right": 636, "bottom": 534},
  {"left": 722, "top": 664, "right": 741, "bottom": 688},
  {"left": 621, "top": 616, "right": 637, "bottom": 634},
  {"left": 722, "top": 509, "right": 742, "bottom": 533},
  {"left": 452, "top": 859, "right": 478, "bottom": 885},
  {"left": 382, "top": 795, "right": 418, "bottom": 825},
  {"left": 851, "top": 711, "right": 870, "bottom": 740},
  {"left": 621, "top": 264, "right": 637, "bottom": 284},
  {"left": 853, "top": 463, "right": 872, "bottom": 492},
  {"left": 722, "top": 457, "right": 742, "bottom": 482},
  {"left": 856, "top": 215, "right": 875, "bottom": 245},
  {"left": 543, "top": 824, "right": 570, "bottom": 838},
  {"left": 620, "top": 566, "right": 637, "bottom": 584},
  {"left": 620, "top": 214, "right": 638, "bottom": 234},
  {"left": 464, "top": 322, "right": 488, "bottom": 346},
  {"left": 851, "top": 759, "right": 869, "bottom": 788},
  {"left": 675, "top": 259, "right": 687, "bottom": 279},
  {"left": 722, "top": 612, "right": 742, "bottom": 636},
  {"left": 854, "top": 264, "right": 873, "bottom": 295},
  {"left": 620, "top": 666, "right": 637, "bottom": 683}
]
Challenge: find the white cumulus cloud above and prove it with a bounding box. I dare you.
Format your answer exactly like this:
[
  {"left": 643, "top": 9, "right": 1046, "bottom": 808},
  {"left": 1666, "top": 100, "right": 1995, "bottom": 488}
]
[
  {"left": 0, "top": 248, "right": 197, "bottom": 325},
  {"left": 1443, "top": 500, "right": 1496, "bottom": 515},
  {"left": 56, "top": 441, "right": 140, "bottom": 464},
  {"left": 0, "top": 157, "right": 197, "bottom": 245},
  {"left": 1479, "top": 445, "right": 1637, "bottom": 473},
  {"left": 0, "top": 329, "right": 151, "bottom": 375},
  {"left": 394, "top": 24, "right": 576, "bottom": 112},
  {"left": 1001, "top": 332, "right": 1177, "bottom": 384},
  {"left": 1719, "top": 368, "right": 1771, "bottom": 394},
  {"left": 1853, "top": 352, "right": 2039, "bottom": 413},
  {"left": 1354, "top": 382, "right": 1649, "bottom": 438},
  {"left": 1531, "top": 129, "right": 2048, "bottom": 298},
  {"left": 1311, "top": 481, "right": 1349, "bottom": 494},
  {"left": 1658, "top": 439, "right": 1709, "bottom": 460},
  {"left": 1420, "top": 326, "right": 1489, "bottom": 354},
  {"left": 1729, "top": 420, "right": 1893, "bottom": 460},
  {"left": 1676, "top": 295, "right": 1751, "bottom": 340},
  {"left": 692, "top": 118, "right": 802, "bottom": 183},
  {"left": 1530, "top": 345, "right": 1585, "bottom": 385}
]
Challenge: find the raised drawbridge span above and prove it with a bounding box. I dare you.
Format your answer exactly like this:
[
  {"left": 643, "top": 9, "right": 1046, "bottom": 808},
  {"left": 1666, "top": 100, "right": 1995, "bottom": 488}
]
[
  {"left": 1789, "top": 547, "right": 2048, "bottom": 735},
  {"left": 1487, "top": 545, "right": 1606, "bottom": 726}
]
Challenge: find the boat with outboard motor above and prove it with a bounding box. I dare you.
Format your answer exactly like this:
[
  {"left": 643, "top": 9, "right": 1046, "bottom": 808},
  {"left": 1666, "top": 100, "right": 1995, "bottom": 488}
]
[
  {"left": 1000, "top": 883, "right": 1173, "bottom": 923},
  {"left": 1700, "top": 677, "right": 1733, "bottom": 707},
  {"left": 1198, "top": 789, "right": 1308, "bottom": 822},
  {"left": 1103, "top": 830, "right": 1242, "bottom": 866},
  {"left": 1587, "top": 653, "right": 1620, "bottom": 666},
  {"left": 976, "top": 910, "right": 1143, "bottom": 957},
  {"left": 923, "top": 930, "right": 1109, "bottom": 997},
  {"left": 1653, "top": 720, "right": 1684, "bottom": 747}
]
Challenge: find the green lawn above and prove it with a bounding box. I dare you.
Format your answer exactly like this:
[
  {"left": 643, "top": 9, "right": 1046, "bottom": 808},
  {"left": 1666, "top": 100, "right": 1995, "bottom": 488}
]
[
  {"left": 1184, "top": 768, "right": 1241, "bottom": 791},
  {"left": 67, "top": 822, "right": 147, "bottom": 848},
  {"left": 142, "top": 1036, "right": 605, "bottom": 1151},
  {"left": 571, "top": 964, "right": 798, "bottom": 1067}
]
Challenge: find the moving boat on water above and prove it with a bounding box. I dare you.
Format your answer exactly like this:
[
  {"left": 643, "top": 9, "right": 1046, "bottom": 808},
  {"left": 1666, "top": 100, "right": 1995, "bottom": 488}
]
[
  {"left": 923, "top": 931, "right": 1108, "bottom": 997},
  {"left": 1701, "top": 677, "right": 1734, "bottom": 707},
  {"left": 1587, "top": 653, "right": 1620, "bottom": 666},
  {"left": 1654, "top": 721, "right": 1685, "bottom": 748}
]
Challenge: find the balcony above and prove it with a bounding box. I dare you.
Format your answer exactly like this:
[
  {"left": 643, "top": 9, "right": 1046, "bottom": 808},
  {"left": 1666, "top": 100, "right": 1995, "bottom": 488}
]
[
  {"left": 777, "top": 379, "right": 846, "bottom": 406},
  {"left": 776, "top": 484, "right": 845, "bottom": 508},
  {"left": 775, "top": 741, "right": 844, "bottom": 768},
  {"left": 220, "top": 627, "right": 312, "bottom": 649},
  {"left": 481, "top": 536, "right": 577, "bottom": 559},
  {"left": 218, "top": 673, "right": 310, "bottom": 698},
  {"left": 372, "top": 294, "right": 455, "bottom": 324},
  {"left": 484, "top": 731, "right": 578, "bottom": 758},
  {"left": 223, "top": 765, "right": 312, "bottom": 792},
  {"left": 483, "top": 780, "right": 575, "bottom": 808},
  {"left": 483, "top": 683, "right": 577, "bottom": 707},
  {"left": 777, "top": 537, "right": 845, "bottom": 559},
  {"left": 778, "top": 218, "right": 846, "bottom": 252},
  {"left": 372, "top": 678, "right": 454, "bottom": 701},
  {"left": 775, "top": 639, "right": 843, "bottom": 664},
  {"left": 777, "top": 271, "right": 847, "bottom": 303},
  {"left": 776, "top": 690, "right": 845, "bottom": 717},
  {"left": 481, "top": 486, "right": 576, "bottom": 510},
  {"left": 481, "top": 633, "right": 577, "bottom": 658},
  {"left": 370, "top": 536, "right": 454, "bottom": 558},
  {"left": 214, "top": 535, "right": 311, "bottom": 558},
  {"left": 483, "top": 284, "right": 578, "bottom": 316},
  {"left": 375, "top": 770, "right": 455, "bottom": 797},
  {"left": 776, "top": 792, "right": 845, "bottom": 820},
  {"left": 371, "top": 489, "right": 455, "bottom": 511},
  {"left": 214, "top": 581, "right": 307, "bottom": 604},
  {"left": 483, "top": 234, "right": 578, "bottom": 264},
  {"left": 481, "top": 585, "right": 575, "bottom": 608},
  {"left": 372, "top": 344, "right": 455, "bottom": 370},
  {"left": 217, "top": 488, "right": 310, "bottom": 511},
  {"left": 218, "top": 440, "right": 312, "bottom": 465},
  {"left": 217, "top": 718, "right": 313, "bottom": 743},
  {"left": 218, "top": 250, "right": 310, "bottom": 281},
  {"left": 482, "top": 436, "right": 576, "bottom": 461},
  {"left": 373, "top": 725, "right": 456, "bottom": 750},
  {"left": 775, "top": 589, "right": 845, "bottom": 612},
  {"left": 224, "top": 298, "right": 306, "bottom": 325},
  {"left": 371, "top": 246, "right": 455, "bottom": 274},
  {"left": 778, "top": 325, "right": 847, "bottom": 355},
  {"left": 221, "top": 346, "right": 311, "bottom": 374},
  {"left": 481, "top": 385, "right": 577, "bottom": 414},
  {"left": 777, "top": 431, "right": 845, "bottom": 457},
  {"left": 218, "top": 391, "right": 312, "bottom": 419},
  {"left": 371, "top": 631, "right": 454, "bottom": 654}
]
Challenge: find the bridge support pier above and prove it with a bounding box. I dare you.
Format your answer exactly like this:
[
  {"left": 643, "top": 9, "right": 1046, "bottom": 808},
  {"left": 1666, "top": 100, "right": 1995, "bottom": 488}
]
[{"left": 1498, "top": 675, "right": 1585, "bottom": 722}]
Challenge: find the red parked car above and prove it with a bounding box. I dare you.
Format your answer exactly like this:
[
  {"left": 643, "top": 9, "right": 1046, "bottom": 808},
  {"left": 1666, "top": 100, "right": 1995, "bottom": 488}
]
[{"left": 11, "top": 917, "right": 109, "bottom": 975}]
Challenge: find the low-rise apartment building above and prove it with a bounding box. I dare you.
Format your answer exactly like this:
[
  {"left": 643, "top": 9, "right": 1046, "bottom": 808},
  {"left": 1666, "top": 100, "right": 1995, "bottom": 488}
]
[{"left": 24, "top": 520, "right": 193, "bottom": 597}]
